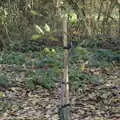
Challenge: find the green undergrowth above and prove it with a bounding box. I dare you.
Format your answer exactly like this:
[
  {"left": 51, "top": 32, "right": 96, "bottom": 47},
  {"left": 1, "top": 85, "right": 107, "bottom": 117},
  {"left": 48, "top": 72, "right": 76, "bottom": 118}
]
[
  {"left": 0, "top": 47, "right": 120, "bottom": 89},
  {"left": 0, "top": 75, "right": 9, "bottom": 88},
  {"left": 80, "top": 37, "right": 120, "bottom": 50},
  {"left": 0, "top": 52, "right": 25, "bottom": 65}
]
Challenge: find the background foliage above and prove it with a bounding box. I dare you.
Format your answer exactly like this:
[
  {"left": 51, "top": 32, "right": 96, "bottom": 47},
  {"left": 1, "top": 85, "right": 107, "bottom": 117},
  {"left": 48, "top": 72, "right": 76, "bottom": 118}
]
[{"left": 0, "top": 0, "right": 119, "bottom": 50}]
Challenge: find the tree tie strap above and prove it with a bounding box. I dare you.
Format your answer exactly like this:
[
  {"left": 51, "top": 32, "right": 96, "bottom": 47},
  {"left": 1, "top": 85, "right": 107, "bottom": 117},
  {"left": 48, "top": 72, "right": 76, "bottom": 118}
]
[
  {"left": 61, "top": 81, "right": 70, "bottom": 85},
  {"left": 60, "top": 103, "right": 71, "bottom": 109},
  {"left": 63, "top": 46, "right": 71, "bottom": 50}
]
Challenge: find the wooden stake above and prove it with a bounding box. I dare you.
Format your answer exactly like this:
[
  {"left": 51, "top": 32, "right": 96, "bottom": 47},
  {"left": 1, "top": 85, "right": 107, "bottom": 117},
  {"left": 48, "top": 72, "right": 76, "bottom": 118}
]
[
  {"left": 63, "top": 14, "right": 69, "bottom": 107},
  {"left": 59, "top": 14, "right": 71, "bottom": 120}
]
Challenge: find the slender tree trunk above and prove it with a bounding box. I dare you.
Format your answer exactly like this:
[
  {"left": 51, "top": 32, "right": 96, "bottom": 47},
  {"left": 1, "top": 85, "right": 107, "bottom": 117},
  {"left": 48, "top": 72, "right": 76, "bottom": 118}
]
[
  {"left": 97, "top": 0, "right": 104, "bottom": 21},
  {"left": 102, "top": 0, "right": 117, "bottom": 34}
]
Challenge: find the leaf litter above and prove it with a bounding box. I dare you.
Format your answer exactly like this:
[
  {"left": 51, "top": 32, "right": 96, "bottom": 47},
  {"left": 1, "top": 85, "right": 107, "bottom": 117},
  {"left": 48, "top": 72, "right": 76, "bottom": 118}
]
[{"left": 0, "top": 64, "right": 120, "bottom": 120}]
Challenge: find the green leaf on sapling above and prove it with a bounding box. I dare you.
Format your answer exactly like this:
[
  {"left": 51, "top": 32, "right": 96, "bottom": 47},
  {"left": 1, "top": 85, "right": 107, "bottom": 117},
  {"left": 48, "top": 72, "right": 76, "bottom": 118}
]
[{"left": 34, "top": 24, "right": 44, "bottom": 35}]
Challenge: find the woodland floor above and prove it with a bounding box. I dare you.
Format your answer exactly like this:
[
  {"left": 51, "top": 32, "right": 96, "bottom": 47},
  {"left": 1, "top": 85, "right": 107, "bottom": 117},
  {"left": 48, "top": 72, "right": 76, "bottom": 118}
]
[{"left": 0, "top": 64, "right": 120, "bottom": 120}]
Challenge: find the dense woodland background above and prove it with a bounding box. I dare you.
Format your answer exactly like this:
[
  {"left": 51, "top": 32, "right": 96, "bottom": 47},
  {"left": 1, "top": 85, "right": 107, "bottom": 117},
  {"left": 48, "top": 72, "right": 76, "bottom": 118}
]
[
  {"left": 0, "top": 0, "right": 120, "bottom": 120},
  {"left": 0, "top": 0, "right": 120, "bottom": 50}
]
